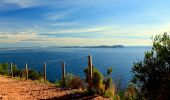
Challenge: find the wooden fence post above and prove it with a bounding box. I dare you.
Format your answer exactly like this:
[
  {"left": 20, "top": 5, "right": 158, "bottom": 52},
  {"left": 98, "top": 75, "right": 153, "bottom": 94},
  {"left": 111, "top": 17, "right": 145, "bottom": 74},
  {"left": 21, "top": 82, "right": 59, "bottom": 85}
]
[
  {"left": 25, "top": 63, "right": 28, "bottom": 80},
  {"left": 62, "top": 61, "right": 66, "bottom": 87},
  {"left": 88, "top": 55, "right": 93, "bottom": 90},
  {"left": 43, "top": 62, "right": 46, "bottom": 82},
  {"left": 10, "top": 62, "right": 13, "bottom": 78}
]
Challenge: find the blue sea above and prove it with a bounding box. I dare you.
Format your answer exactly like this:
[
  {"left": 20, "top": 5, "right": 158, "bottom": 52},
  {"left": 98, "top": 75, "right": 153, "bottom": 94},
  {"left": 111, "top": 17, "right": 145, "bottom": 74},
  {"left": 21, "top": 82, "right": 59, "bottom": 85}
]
[{"left": 0, "top": 46, "right": 151, "bottom": 88}]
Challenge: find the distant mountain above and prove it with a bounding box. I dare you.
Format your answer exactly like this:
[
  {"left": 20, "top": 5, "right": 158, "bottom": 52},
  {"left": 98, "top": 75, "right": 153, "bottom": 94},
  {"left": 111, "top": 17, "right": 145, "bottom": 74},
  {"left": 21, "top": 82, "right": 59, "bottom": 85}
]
[
  {"left": 0, "top": 45, "right": 125, "bottom": 50},
  {"left": 60, "top": 45, "right": 124, "bottom": 48}
]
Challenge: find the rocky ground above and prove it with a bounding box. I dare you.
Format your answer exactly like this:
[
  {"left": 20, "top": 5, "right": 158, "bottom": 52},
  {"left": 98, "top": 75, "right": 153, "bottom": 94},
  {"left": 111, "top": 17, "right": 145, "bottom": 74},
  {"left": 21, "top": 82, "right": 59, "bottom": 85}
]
[{"left": 0, "top": 76, "right": 110, "bottom": 100}]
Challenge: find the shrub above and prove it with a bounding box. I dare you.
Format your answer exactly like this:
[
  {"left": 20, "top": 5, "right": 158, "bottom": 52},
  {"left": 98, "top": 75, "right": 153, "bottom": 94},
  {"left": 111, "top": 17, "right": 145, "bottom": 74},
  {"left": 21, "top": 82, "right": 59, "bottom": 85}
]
[
  {"left": 124, "top": 84, "right": 138, "bottom": 100},
  {"left": 92, "top": 68, "right": 103, "bottom": 90},
  {"left": 104, "top": 68, "right": 113, "bottom": 90},
  {"left": 56, "top": 73, "right": 84, "bottom": 89},
  {"left": 65, "top": 73, "right": 74, "bottom": 87},
  {"left": 28, "top": 70, "right": 42, "bottom": 80},
  {"left": 0, "top": 63, "right": 9, "bottom": 75},
  {"left": 69, "top": 75, "right": 84, "bottom": 89},
  {"left": 84, "top": 66, "right": 104, "bottom": 94},
  {"left": 11, "top": 64, "right": 42, "bottom": 80},
  {"left": 12, "top": 64, "right": 22, "bottom": 77},
  {"left": 103, "top": 85, "right": 116, "bottom": 98}
]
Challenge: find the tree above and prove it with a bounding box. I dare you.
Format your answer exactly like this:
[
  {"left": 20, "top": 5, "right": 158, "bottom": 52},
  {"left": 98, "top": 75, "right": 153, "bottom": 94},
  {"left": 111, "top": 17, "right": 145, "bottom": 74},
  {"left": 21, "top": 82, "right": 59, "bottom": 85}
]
[{"left": 132, "top": 33, "right": 170, "bottom": 100}]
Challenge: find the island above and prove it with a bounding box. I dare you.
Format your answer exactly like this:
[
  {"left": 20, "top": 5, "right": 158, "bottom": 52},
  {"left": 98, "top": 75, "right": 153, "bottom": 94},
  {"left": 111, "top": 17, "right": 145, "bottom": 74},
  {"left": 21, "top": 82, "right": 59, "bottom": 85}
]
[{"left": 59, "top": 45, "right": 125, "bottom": 48}]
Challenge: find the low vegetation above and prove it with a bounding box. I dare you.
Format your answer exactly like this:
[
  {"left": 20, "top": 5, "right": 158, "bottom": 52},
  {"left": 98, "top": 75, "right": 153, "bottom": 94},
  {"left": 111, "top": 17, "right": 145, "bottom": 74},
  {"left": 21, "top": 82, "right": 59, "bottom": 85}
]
[
  {"left": 56, "top": 73, "right": 84, "bottom": 89},
  {"left": 0, "top": 63, "right": 8, "bottom": 75},
  {"left": 0, "top": 63, "right": 43, "bottom": 80}
]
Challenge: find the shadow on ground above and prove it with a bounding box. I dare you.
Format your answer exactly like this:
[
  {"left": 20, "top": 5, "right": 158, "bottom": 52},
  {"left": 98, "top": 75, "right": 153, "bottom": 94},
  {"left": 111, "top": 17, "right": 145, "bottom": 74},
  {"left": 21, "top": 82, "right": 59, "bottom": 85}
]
[{"left": 42, "top": 92, "right": 97, "bottom": 100}]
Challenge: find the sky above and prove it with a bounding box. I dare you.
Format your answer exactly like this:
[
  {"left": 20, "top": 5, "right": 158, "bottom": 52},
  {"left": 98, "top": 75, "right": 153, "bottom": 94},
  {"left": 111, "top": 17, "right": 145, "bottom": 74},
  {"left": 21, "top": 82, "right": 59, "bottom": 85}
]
[{"left": 0, "top": 0, "right": 170, "bottom": 47}]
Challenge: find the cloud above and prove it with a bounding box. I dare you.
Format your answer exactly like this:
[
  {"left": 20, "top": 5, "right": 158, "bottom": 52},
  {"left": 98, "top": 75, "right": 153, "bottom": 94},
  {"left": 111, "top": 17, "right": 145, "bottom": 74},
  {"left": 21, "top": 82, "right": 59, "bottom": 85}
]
[
  {"left": 1, "top": 0, "right": 42, "bottom": 8},
  {"left": 0, "top": 22, "right": 169, "bottom": 46},
  {"left": 0, "top": 2, "right": 21, "bottom": 12},
  {"left": 0, "top": 31, "right": 152, "bottom": 46},
  {"left": 44, "top": 13, "right": 67, "bottom": 21},
  {"left": 40, "top": 23, "right": 170, "bottom": 39},
  {"left": 46, "top": 26, "right": 113, "bottom": 34},
  {"left": 43, "top": 8, "right": 76, "bottom": 21},
  {"left": 50, "top": 22, "right": 79, "bottom": 27},
  {"left": 0, "top": 32, "right": 39, "bottom": 43}
]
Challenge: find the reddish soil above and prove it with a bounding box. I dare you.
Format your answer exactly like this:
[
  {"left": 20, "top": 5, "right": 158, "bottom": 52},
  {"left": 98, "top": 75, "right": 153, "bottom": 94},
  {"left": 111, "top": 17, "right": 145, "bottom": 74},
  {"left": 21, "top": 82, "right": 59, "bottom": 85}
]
[{"left": 0, "top": 76, "right": 110, "bottom": 100}]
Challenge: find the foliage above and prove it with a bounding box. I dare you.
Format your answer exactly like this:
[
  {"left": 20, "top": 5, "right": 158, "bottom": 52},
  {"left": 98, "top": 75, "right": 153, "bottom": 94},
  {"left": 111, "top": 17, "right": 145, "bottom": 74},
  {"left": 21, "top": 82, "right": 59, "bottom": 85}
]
[
  {"left": 84, "top": 66, "right": 104, "bottom": 94},
  {"left": 92, "top": 67, "right": 104, "bottom": 90},
  {"left": 104, "top": 68, "right": 113, "bottom": 90},
  {"left": 107, "top": 68, "right": 112, "bottom": 76},
  {"left": 28, "top": 70, "right": 42, "bottom": 80},
  {"left": 57, "top": 73, "right": 84, "bottom": 89},
  {"left": 0, "top": 63, "right": 43, "bottom": 81},
  {"left": 12, "top": 65, "right": 22, "bottom": 77},
  {"left": 103, "top": 68, "right": 119, "bottom": 99},
  {"left": 103, "top": 85, "right": 115, "bottom": 98},
  {"left": 132, "top": 33, "right": 170, "bottom": 100},
  {"left": 123, "top": 84, "right": 138, "bottom": 100},
  {"left": 65, "top": 73, "right": 74, "bottom": 87},
  {"left": 69, "top": 75, "right": 84, "bottom": 89},
  {"left": 0, "top": 63, "right": 9, "bottom": 75},
  {"left": 84, "top": 66, "right": 118, "bottom": 98}
]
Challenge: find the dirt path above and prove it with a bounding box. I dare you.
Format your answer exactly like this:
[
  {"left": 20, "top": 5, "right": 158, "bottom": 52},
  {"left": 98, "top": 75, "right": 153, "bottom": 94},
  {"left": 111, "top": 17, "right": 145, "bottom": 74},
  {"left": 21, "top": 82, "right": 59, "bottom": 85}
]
[
  {"left": 0, "top": 76, "right": 109, "bottom": 100},
  {"left": 0, "top": 76, "right": 71, "bottom": 100}
]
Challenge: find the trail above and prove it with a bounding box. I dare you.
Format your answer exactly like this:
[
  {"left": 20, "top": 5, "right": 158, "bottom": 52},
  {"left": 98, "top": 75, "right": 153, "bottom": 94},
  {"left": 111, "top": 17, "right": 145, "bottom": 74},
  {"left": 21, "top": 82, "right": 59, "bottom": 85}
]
[{"left": 0, "top": 76, "right": 109, "bottom": 100}]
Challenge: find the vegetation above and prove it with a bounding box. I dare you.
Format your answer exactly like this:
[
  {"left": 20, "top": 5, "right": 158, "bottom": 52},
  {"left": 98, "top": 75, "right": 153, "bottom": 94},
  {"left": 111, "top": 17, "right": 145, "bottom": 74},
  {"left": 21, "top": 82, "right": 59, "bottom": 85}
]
[
  {"left": 0, "top": 63, "right": 9, "bottom": 75},
  {"left": 132, "top": 33, "right": 170, "bottom": 100},
  {"left": 28, "top": 70, "right": 43, "bottom": 80},
  {"left": 12, "top": 64, "right": 22, "bottom": 77},
  {"left": 0, "top": 63, "right": 42, "bottom": 80},
  {"left": 56, "top": 73, "right": 84, "bottom": 89},
  {"left": 84, "top": 66, "right": 120, "bottom": 98}
]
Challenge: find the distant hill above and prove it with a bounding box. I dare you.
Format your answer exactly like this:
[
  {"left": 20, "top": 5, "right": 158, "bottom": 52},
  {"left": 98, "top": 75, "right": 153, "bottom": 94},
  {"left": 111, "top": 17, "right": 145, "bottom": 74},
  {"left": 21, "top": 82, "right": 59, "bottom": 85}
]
[
  {"left": 60, "top": 45, "right": 125, "bottom": 48},
  {"left": 0, "top": 45, "right": 125, "bottom": 50}
]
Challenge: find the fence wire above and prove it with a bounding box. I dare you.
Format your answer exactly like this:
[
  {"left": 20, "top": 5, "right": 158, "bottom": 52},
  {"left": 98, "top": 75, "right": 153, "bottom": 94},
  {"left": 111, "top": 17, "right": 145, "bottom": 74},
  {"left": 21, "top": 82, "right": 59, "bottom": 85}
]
[{"left": 4, "top": 55, "right": 132, "bottom": 85}]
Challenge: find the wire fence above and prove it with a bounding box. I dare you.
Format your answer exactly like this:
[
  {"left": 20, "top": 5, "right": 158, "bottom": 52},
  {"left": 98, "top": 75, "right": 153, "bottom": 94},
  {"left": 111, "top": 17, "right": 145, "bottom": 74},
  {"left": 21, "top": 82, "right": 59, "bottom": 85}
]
[
  {"left": 7, "top": 55, "right": 89, "bottom": 83},
  {"left": 3, "top": 54, "right": 131, "bottom": 89}
]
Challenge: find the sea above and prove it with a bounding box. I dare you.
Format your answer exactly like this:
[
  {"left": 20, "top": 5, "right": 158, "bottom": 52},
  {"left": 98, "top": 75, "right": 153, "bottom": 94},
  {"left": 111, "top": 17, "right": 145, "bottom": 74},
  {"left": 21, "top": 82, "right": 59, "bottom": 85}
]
[{"left": 0, "top": 46, "right": 151, "bottom": 88}]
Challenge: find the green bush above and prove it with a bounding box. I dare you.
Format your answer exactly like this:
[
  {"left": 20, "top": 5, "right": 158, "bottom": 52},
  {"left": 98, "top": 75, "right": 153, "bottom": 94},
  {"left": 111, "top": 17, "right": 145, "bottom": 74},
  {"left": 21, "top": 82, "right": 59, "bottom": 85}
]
[
  {"left": 65, "top": 73, "right": 74, "bottom": 87},
  {"left": 92, "top": 68, "right": 104, "bottom": 90},
  {"left": 28, "top": 70, "right": 42, "bottom": 80},
  {"left": 0, "top": 63, "right": 9, "bottom": 75},
  {"left": 12, "top": 65, "right": 22, "bottom": 77},
  {"left": 84, "top": 66, "right": 104, "bottom": 94},
  {"left": 104, "top": 68, "right": 113, "bottom": 90}
]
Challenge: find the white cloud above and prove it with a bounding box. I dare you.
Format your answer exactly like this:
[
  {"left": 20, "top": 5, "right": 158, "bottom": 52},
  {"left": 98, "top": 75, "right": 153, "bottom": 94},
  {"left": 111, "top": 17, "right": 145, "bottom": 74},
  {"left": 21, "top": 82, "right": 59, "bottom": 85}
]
[
  {"left": 0, "top": 31, "right": 152, "bottom": 46},
  {"left": 47, "top": 26, "right": 113, "bottom": 34},
  {"left": 44, "top": 9, "right": 76, "bottom": 21},
  {"left": 50, "top": 22, "right": 79, "bottom": 27},
  {"left": 2, "top": 0, "right": 42, "bottom": 8},
  {"left": 40, "top": 37, "right": 152, "bottom": 46},
  {"left": 0, "top": 32, "right": 39, "bottom": 43},
  {"left": 42, "top": 23, "right": 170, "bottom": 39},
  {"left": 0, "top": 23, "right": 169, "bottom": 46}
]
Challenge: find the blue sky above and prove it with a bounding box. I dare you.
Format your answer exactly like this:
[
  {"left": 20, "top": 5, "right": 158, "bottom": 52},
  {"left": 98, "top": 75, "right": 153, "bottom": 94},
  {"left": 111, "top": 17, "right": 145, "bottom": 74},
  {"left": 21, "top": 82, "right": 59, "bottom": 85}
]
[{"left": 0, "top": 0, "right": 170, "bottom": 47}]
